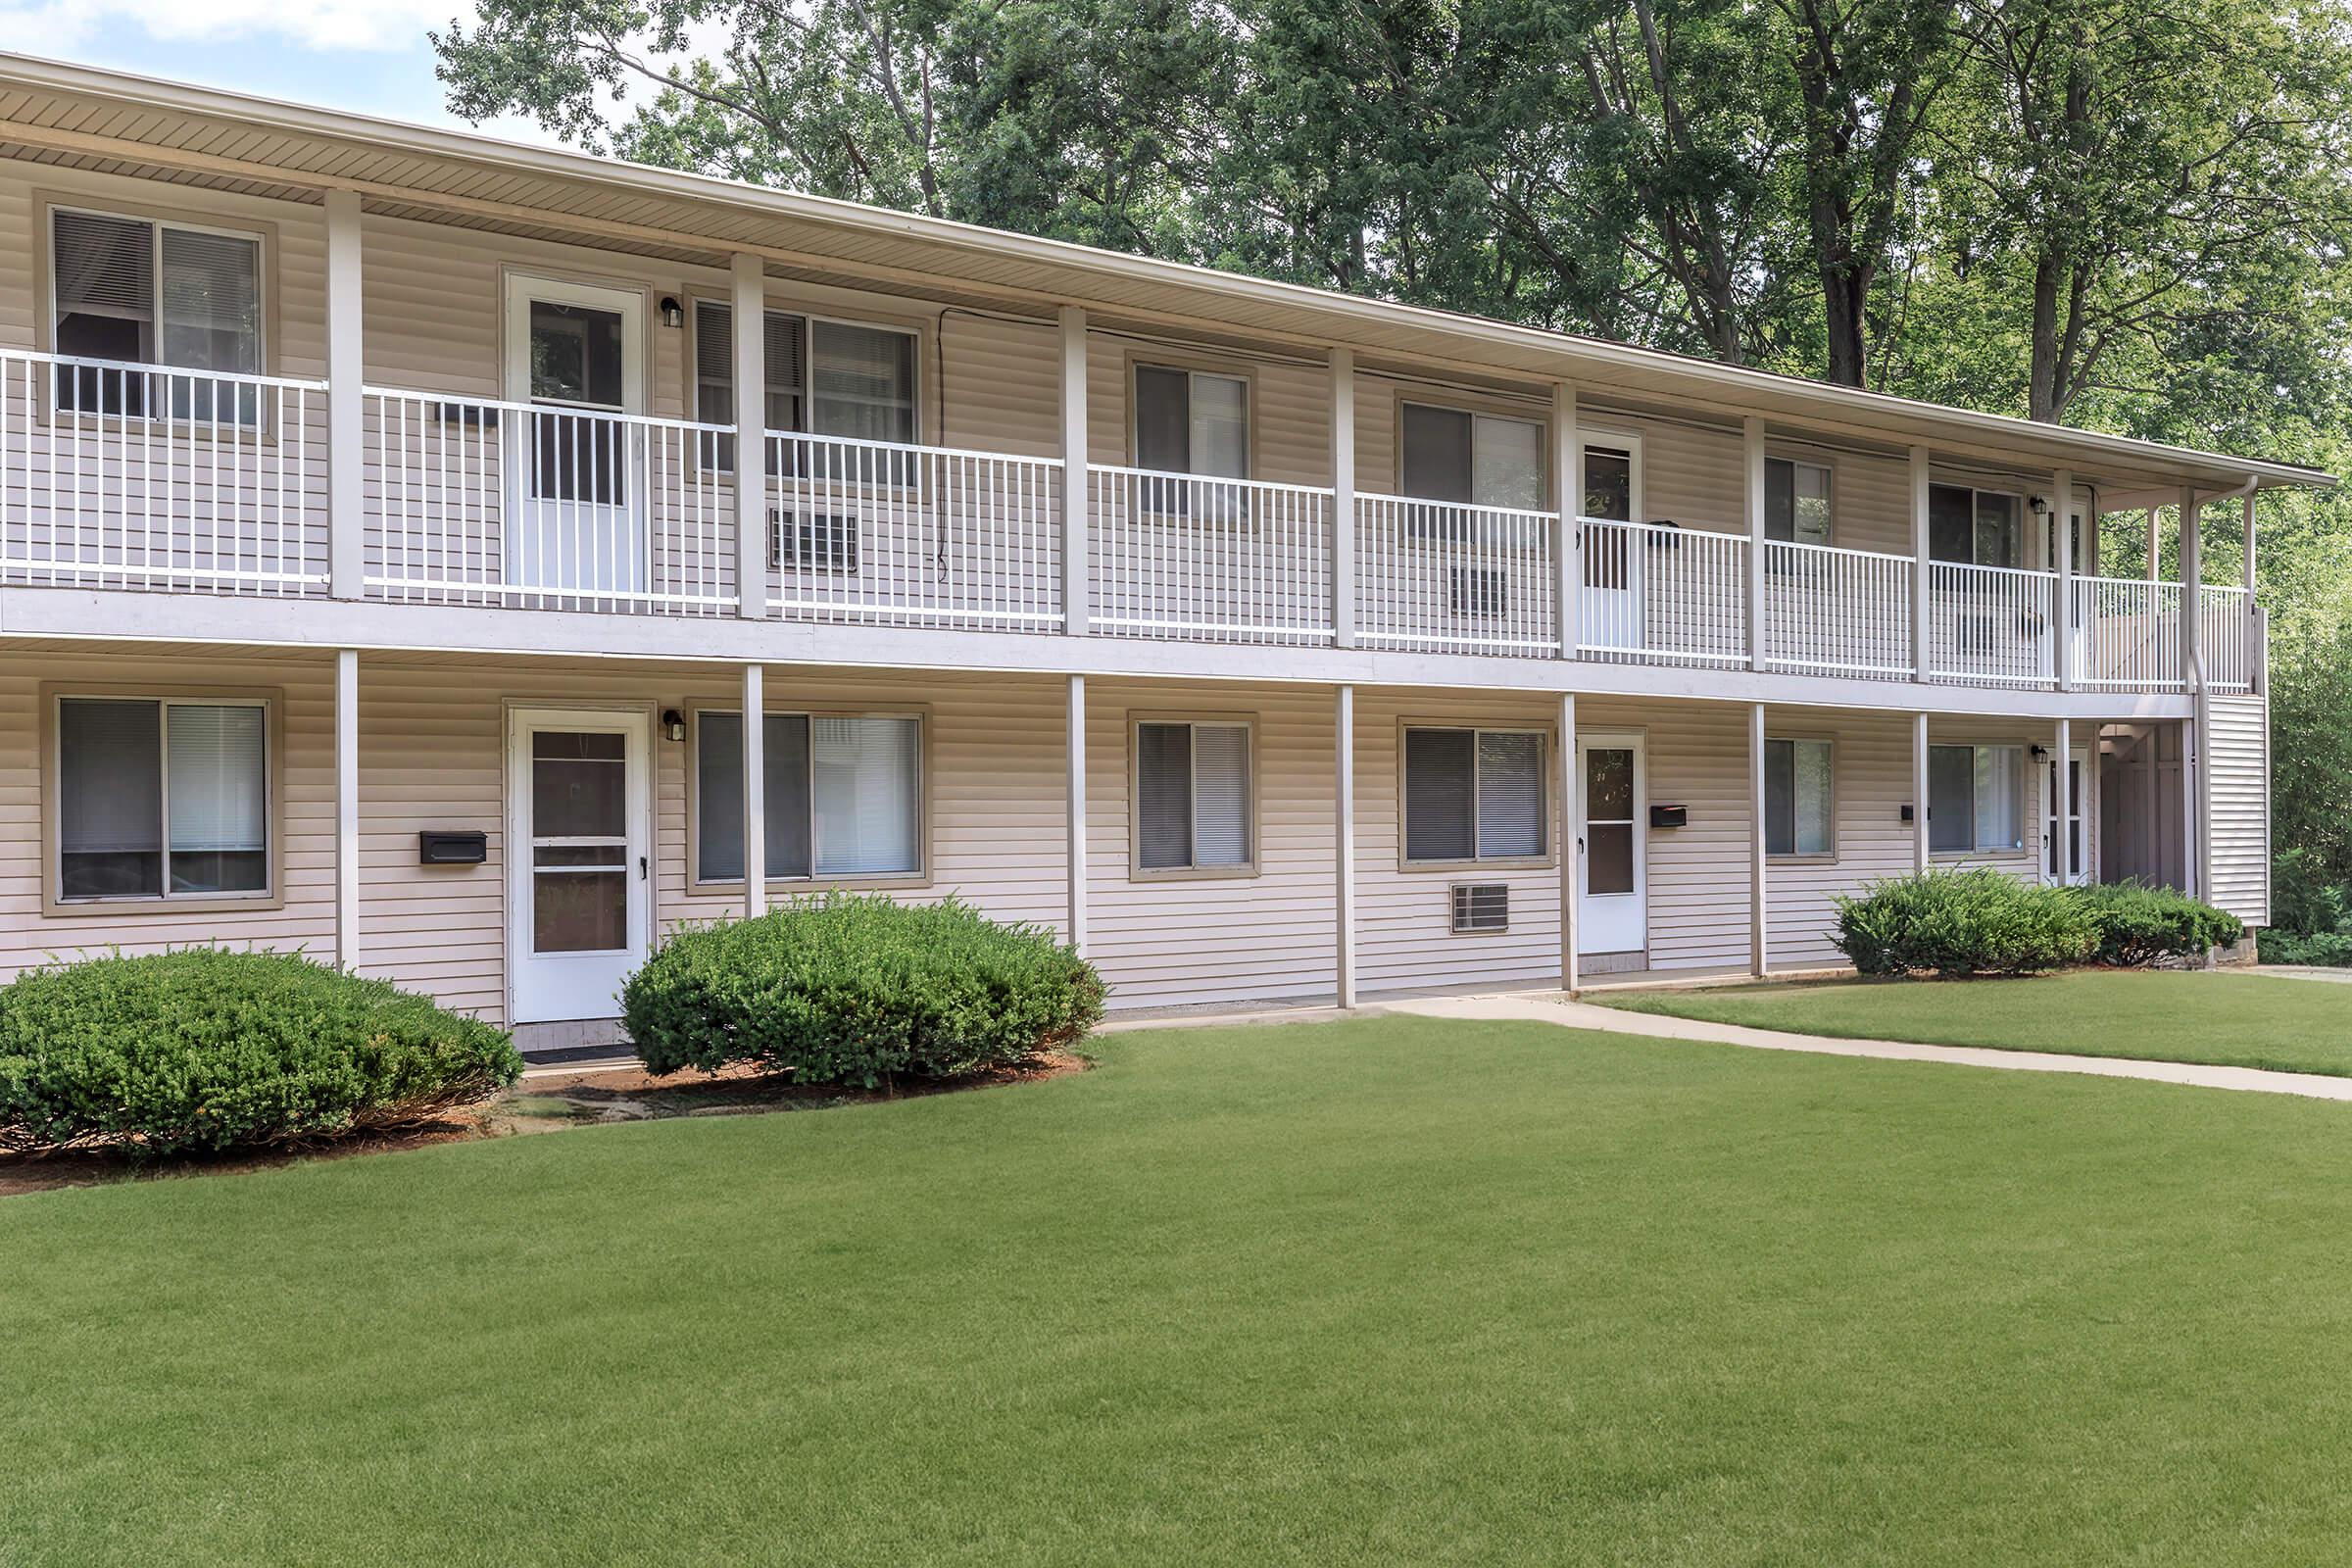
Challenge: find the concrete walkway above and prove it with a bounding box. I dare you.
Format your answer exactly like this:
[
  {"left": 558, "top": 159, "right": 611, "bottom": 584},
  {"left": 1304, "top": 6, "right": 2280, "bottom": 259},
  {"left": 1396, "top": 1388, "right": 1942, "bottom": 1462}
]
[{"left": 1379, "top": 993, "right": 2352, "bottom": 1102}]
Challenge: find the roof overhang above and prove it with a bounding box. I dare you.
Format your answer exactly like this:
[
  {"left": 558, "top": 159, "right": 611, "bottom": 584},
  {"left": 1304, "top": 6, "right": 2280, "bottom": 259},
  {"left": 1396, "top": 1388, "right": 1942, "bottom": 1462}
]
[{"left": 0, "top": 50, "right": 2331, "bottom": 496}]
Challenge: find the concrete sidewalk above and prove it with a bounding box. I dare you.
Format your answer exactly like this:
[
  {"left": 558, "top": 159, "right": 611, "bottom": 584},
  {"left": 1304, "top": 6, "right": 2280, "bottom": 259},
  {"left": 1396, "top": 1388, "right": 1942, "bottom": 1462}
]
[{"left": 1379, "top": 993, "right": 2352, "bottom": 1102}]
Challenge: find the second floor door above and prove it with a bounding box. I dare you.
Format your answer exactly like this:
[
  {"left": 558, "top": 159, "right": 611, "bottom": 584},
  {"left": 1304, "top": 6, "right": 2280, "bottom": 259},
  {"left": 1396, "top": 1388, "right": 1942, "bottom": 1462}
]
[{"left": 504, "top": 275, "right": 648, "bottom": 598}]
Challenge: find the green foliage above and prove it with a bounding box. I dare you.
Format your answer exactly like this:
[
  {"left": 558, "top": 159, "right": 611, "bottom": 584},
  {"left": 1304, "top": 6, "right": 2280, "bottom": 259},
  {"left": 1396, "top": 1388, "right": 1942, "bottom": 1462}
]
[
  {"left": 0, "top": 948, "right": 520, "bottom": 1156},
  {"left": 2065, "top": 881, "right": 2244, "bottom": 967},
  {"left": 621, "top": 893, "right": 1103, "bottom": 1084},
  {"left": 2264, "top": 848, "right": 2352, "bottom": 966},
  {"left": 1833, "top": 869, "right": 2101, "bottom": 977}
]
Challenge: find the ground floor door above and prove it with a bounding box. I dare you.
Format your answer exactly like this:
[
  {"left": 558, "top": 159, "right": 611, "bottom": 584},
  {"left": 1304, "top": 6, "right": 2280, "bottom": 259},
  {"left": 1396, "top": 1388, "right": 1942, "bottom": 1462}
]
[
  {"left": 2044, "top": 745, "right": 2092, "bottom": 885},
  {"left": 1576, "top": 732, "right": 1646, "bottom": 956},
  {"left": 507, "top": 706, "right": 652, "bottom": 1024}
]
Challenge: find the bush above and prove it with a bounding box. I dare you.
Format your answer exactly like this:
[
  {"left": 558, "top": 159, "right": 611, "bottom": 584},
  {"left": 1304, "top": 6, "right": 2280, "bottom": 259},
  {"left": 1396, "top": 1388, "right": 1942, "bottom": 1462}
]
[
  {"left": 2266, "top": 848, "right": 2352, "bottom": 967},
  {"left": 1833, "top": 869, "right": 2100, "bottom": 978},
  {"left": 2066, "top": 881, "right": 2243, "bottom": 967},
  {"left": 0, "top": 948, "right": 520, "bottom": 1156},
  {"left": 622, "top": 893, "right": 1103, "bottom": 1085}
]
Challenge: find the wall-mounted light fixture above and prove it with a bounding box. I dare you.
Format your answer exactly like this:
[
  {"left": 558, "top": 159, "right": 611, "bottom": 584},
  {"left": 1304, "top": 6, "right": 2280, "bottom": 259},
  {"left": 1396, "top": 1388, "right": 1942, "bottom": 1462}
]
[
  {"left": 660, "top": 296, "right": 685, "bottom": 329},
  {"left": 2029, "top": 744, "right": 2049, "bottom": 760},
  {"left": 662, "top": 709, "right": 687, "bottom": 743},
  {"left": 2029, "top": 493, "right": 2052, "bottom": 519}
]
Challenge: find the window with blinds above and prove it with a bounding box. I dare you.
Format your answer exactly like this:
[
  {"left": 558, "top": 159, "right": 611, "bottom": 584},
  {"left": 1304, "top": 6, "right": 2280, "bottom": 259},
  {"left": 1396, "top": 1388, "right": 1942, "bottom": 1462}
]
[
  {"left": 1134, "top": 365, "right": 1250, "bottom": 510},
  {"left": 1404, "top": 726, "right": 1545, "bottom": 865},
  {"left": 1134, "top": 720, "right": 1252, "bottom": 873},
  {"left": 55, "top": 696, "right": 268, "bottom": 902},
  {"left": 693, "top": 303, "right": 915, "bottom": 467},
  {"left": 695, "top": 710, "right": 921, "bottom": 882},
  {"left": 1764, "top": 738, "right": 1834, "bottom": 857},
  {"left": 52, "top": 208, "right": 263, "bottom": 421},
  {"left": 1927, "top": 743, "right": 2023, "bottom": 854}
]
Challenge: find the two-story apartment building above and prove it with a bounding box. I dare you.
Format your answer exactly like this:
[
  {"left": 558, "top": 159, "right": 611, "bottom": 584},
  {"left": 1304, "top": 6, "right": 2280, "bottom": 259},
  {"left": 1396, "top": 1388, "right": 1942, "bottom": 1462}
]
[{"left": 0, "top": 56, "right": 2317, "bottom": 1046}]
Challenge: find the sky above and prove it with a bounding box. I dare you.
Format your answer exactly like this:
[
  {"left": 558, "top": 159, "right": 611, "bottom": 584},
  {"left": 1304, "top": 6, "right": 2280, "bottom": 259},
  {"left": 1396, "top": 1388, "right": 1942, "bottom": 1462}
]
[{"left": 6, "top": 1, "right": 564, "bottom": 144}]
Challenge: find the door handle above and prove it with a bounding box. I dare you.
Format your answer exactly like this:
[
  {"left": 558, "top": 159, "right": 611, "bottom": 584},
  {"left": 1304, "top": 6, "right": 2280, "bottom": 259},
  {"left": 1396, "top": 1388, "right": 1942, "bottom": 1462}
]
[{"left": 639, "top": 855, "right": 648, "bottom": 880}]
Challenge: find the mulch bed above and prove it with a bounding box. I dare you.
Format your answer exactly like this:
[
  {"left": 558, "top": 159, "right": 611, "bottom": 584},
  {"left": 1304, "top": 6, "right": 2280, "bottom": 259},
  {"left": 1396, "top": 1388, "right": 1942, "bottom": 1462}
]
[{"left": 0, "top": 1051, "right": 1090, "bottom": 1199}]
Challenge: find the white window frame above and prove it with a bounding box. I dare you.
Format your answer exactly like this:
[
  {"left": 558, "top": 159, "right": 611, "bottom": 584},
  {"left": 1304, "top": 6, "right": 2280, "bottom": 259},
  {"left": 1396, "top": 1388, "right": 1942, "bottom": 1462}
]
[
  {"left": 1927, "top": 741, "right": 2028, "bottom": 857},
  {"left": 1928, "top": 481, "right": 2028, "bottom": 569},
  {"left": 1763, "top": 735, "right": 1837, "bottom": 861},
  {"left": 689, "top": 298, "right": 923, "bottom": 451},
  {"left": 46, "top": 201, "right": 270, "bottom": 425},
  {"left": 687, "top": 704, "right": 929, "bottom": 889},
  {"left": 46, "top": 689, "right": 276, "bottom": 910},
  {"left": 1396, "top": 398, "right": 1549, "bottom": 512},
  {"left": 1129, "top": 714, "right": 1259, "bottom": 880},
  {"left": 1764, "top": 455, "right": 1836, "bottom": 549},
  {"left": 1129, "top": 360, "right": 1253, "bottom": 480},
  {"left": 1399, "top": 722, "right": 1552, "bottom": 870}
]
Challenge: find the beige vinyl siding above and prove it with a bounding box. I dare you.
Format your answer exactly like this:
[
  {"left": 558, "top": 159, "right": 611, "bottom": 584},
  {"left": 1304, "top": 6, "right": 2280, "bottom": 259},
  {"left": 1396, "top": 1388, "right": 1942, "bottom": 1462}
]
[
  {"left": 1759, "top": 710, "right": 1914, "bottom": 969},
  {"left": 938, "top": 310, "right": 1059, "bottom": 458},
  {"left": 2204, "top": 691, "right": 2270, "bottom": 924},
  {"left": 1629, "top": 700, "right": 1754, "bottom": 970}
]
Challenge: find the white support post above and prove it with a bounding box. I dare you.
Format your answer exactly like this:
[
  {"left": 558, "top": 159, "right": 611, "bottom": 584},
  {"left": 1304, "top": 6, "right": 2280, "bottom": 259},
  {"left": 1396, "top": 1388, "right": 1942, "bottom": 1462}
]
[
  {"left": 1908, "top": 445, "right": 1931, "bottom": 681},
  {"left": 2242, "top": 488, "right": 2258, "bottom": 591},
  {"left": 324, "top": 190, "right": 365, "bottom": 602},
  {"left": 1335, "top": 684, "right": 1356, "bottom": 1006},
  {"left": 2181, "top": 713, "right": 2201, "bottom": 901},
  {"left": 1911, "top": 710, "right": 1931, "bottom": 873},
  {"left": 1060, "top": 308, "right": 1089, "bottom": 636},
  {"left": 1330, "top": 349, "right": 1356, "bottom": 649},
  {"left": 1066, "top": 674, "right": 1088, "bottom": 952},
  {"left": 731, "top": 253, "right": 766, "bottom": 620},
  {"left": 1748, "top": 701, "right": 1768, "bottom": 976},
  {"left": 1554, "top": 382, "right": 1580, "bottom": 661},
  {"left": 334, "top": 648, "right": 360, "bottom": 970},
  {"left": 2052, "top": 717, "right": 2072, "bottom": 886},
  {"left": 742, "top": 662, "right": 765, "bottom": 917},
  {"left": 1743, "top": 416, "right": 1767, "bottom": 669},
  {"left": 1559, "top": 692, "right": 1579, "bottom": 993},
  {"left": 2052, "top": 468, "right": 2075, "bottom": 691},
  {"left": 2145, "top": 508, "right": 2161, "bottom": 581},
  {"left": 2180, "top": 486, "right": 2202, "bottom": 692}
]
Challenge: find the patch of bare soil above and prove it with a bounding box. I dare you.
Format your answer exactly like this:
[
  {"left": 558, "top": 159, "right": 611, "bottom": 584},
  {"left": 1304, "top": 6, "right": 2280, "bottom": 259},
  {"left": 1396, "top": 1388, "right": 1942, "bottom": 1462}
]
[{"left": 0, "top": 1051, "right": 1090, "bottom": 1199}]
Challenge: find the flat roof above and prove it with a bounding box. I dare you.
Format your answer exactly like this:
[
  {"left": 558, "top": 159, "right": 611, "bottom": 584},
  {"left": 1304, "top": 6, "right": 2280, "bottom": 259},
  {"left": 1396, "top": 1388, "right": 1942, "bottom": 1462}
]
[{"left": 0, "top": 50, "right": 2330, "bottom": 493}]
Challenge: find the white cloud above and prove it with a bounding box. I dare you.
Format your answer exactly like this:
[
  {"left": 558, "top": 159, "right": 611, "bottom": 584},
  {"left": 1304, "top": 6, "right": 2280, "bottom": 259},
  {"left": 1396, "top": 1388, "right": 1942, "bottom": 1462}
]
[{"left": 12, "top": 0, "right": 455, "bottom": 52}]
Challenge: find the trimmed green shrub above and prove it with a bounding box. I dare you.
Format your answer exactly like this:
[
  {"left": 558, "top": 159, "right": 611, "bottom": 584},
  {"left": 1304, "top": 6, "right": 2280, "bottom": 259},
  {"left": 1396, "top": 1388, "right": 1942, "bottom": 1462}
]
[
  {"left": 2066, "top": 881, "right": 2243, "bottom": 967},
  {"left": 1833, "top": 868, "right": 2100, "bottom": 978},
  {"left": 0, "top": 948, "right": 520, "bottom": 1156},
  {"left": 622, "top": 893, "right": 1103, "bottom": 1085}
]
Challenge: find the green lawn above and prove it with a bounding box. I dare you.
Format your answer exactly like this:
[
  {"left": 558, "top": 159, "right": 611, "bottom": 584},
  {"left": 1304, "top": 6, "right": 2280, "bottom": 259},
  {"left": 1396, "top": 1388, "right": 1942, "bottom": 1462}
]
[
  {"left": 8, "top": 1015, "right": 2352, "bottom": 1565},
  {"left": 1596, "top": 968, "right": 2352, "bottom": 1076}
]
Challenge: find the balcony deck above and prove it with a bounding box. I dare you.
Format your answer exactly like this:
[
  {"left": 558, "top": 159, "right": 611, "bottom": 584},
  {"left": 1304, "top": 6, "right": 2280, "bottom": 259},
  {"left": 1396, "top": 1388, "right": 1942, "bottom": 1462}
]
[{"left": 0, "top": 350, "right": 2258, "bottom": 699}]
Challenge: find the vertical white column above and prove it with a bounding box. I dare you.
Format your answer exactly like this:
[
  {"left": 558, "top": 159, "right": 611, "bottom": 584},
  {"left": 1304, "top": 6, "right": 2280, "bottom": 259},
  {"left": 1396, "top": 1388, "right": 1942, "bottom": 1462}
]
[
  {"left": 1330, "top": 348, "right": 1355, "bottom": 649},
  {"left": 325, "top": 190, "right": 365, "bottom": 602},
  {"left": 1553, "top": 381, "right": 1580, "bottom": 661},
  {"left": 2052, "top": 717, "right": 2072, "bottom": 885},
  {"left": 742, "top": 662, "right": 765, "bottom": 917},
  {"left": 1748, "top": 701, "right": 1768, "bottom": 975},
  {"left": 1743, "top": 416, "right": 1767, "bottom": 669},
  {"left": 2181, "top": 714, "right": 2201, "bottom": 900},
  {"left": 2241, "top": 488, "right": 2258, "bottom": 591},
  {"left": 1335, "top": 684, "right": 1356, "bottom": 1006},
  {"left": 1060, "top": 307, "right": 1089, "bottom": 636},
  {"left": 1559, "top": 692, "right": 1579, "bottom": 993},
  {"left": 1066, "top": 674, "right": 1088, "bottom": 952},
  {"left": 731, "top": 253, "right": 766, "bottom": 620},
  {"left": 2145, "top": 508, "right": 2161, "bottom": 581},
  {"left": 1908, "top": 445, "right": 1931, "bottom": 681},
  {"left": 1911, "top": 710, "right": 1931, "bottom": 872},
  {"left": 2052, "top": 468, "right": 2075, "bottom": 691},
  {"left": 335, "top": 649, "right": 360, "bottom": 970},
  {"left": 2180, "top": 486, "right": 2202, "bottom": 692},
  {"left": 2245, "top": 486, "right": 2264, "bottom": 699}
]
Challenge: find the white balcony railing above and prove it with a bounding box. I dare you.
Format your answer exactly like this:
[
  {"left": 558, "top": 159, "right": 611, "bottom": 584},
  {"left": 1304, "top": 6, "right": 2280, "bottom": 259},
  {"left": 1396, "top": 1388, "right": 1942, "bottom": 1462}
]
[
  {"left": 1090, "top": 466, "right": 1332, "bottom": 644},
  {"left": 1353, "top": 495, "right": 1559, "bottom": 658},
  {"left": 2199, "top": 584, "right": 2256, "bottom": 693},
  {"left": 1579, "top": 517, "right": 1748, "bottom": 667},
  {"left": 768, "top": 432, "right": 1062, "bottom": 631},
  {"left": 1, "top": 349, "right": 327, "bottom": 594},
  {"left": 1760, "top": 540, "right": 1912, "bottom": 679},
  {"left": 365, "top": 390, "right": 737, "bottom": 614},
  {"left": 2072, "top": 576, "right": 2183, "bottom": 693},
  {"left": 1926, "top": 562, "right": 2056, "bottom": 687}
]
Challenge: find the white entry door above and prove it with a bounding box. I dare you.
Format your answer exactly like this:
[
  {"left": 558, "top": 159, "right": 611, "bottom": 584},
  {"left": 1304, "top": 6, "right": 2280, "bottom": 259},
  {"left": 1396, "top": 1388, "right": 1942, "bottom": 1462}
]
[
  {"left": 508, "top": 708, "right": 653, "bottom": 1024},
  {"left": 1577, "top": 732, "right": 1647, "bottom": 956},
  {"left": 2044, "top": 745, "right": 2091, "bottom": 886},
  {"left": 502, "top": 275, "right": 648, "bottom": 597},
  {"left": 1577, "top": 438, "right": 1645, "bottom": 656}
]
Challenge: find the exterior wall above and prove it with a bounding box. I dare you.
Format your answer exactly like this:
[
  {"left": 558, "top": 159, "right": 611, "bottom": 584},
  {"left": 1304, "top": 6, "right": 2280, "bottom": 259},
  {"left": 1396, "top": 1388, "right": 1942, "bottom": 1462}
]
[{"left": 2205, "top": 692, "right": 2271, "bottom": 924}]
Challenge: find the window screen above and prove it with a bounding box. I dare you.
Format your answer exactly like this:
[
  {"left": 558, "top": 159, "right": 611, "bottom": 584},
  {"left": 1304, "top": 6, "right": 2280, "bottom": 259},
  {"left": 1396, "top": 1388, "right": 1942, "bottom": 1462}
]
[
  {"left": 812, "top": 715, "right": 921, "bottom": 875},
  {"left": 1136, "top": 721, "right": 1250, "bottom": 871},
  {"left": 1927, "top": 744, "right": 2020, "bottom": 854},
  {"left": 1476, "top": 732, "right": 1544, "bottom": 858},
  {"left": 693, "top": 301, "right": 808, "bottom": 466},
  {"left": 696, "top": 711, "right": 813, "bottom": 882},
  {"left": 1765, "top": 739, "right": 1833, "bottom": 857},
  {"left": 57, "top": 696, "right": 266, "bottom": 901},
  {"left": 1135, "top": 368, "right": 1248, "bottom": 478},
  {"left": 1406, "top": 727, "right": 1545, "bottom": 864},
  {"left": 1765, "top": 460, "right": 1832, "bottom": 547},
  {"left": 1402, "top": 405, "right": 1542, "bottom": 510}
]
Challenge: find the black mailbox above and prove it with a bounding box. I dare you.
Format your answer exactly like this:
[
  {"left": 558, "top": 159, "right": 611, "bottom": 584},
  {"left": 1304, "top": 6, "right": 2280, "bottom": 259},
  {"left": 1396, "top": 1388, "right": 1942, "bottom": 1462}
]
[
  {"left": 1649, "top": 804, "right": 1688, "bottom": 829},
  {"left": 418, "top": 830, "right": 488, "bottom": 865}
]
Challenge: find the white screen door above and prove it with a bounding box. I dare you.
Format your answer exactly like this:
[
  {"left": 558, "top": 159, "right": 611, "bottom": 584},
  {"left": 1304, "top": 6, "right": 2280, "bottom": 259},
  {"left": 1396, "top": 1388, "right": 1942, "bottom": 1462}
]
[
  {"left": 1577, "top": 732, "right": 1647, "bottom": 955},
  {"left": 508, "top": 708, "right": 652, "bottom": 1024},
  {"left": 503, "top": 276, "right": 647, "bottom": 597},
  {"left": 2044, "top": 746, "right": 2090, "bottom": 886},
  {"left": 1579, "top": 441, "right": 1644, "bottom": 655}
]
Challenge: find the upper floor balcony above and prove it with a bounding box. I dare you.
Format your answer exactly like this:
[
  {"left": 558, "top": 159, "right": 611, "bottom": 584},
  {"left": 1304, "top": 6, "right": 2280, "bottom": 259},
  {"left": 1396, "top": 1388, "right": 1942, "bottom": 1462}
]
[{"left": 0, "top": 344, "right": 2261, "bottom": 701}]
